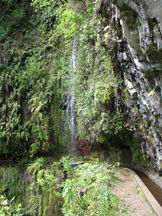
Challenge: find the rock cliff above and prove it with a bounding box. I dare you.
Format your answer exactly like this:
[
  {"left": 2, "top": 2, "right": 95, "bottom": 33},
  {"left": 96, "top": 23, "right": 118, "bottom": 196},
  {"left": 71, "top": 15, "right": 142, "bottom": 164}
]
[{"left": 102, "top": 0, "right": 162, "bottom": 160}]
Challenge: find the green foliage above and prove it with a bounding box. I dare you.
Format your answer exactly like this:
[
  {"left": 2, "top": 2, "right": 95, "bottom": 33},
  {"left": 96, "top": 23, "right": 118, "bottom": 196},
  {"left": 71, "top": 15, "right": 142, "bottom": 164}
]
[
  {"left": 0, "top": 166, "right": 26, "bottom": 215},
  {"left": 0, "top": 160, "right": 63, "bottom": 216},
  {"left": 0, "top": 0, "right": 125, "bottom": 158},
  {"left": 0, "top": 0, "right": 130, "bottom": 214},
  {"left": 62, "top": 161, "right": 126, "bottom": 216},
  {"left": 37, "top": 169, "right": 56, "bottom": 192},
  {"left": 50, "top": 1, "right": 123, "bottom": 144},
  {"left": 0, "top": 195, "right": 24, "bottom": 216},
  {"left": 74, "top": 23, "right": 123, "bottom": 142},
  {"left": 31, "top": 0, "right": 54, "bottom": 8},
  {"left": 31, "top": 0, "right": 66, "bottom": 32},
  {"left": 0, "top": 1, "right": 26, "bottom": 39},
  {"left": 27, "top": 157, "right": 46, "bottom": 174},
  {"left": 0, "top": 158, "right": 128, "bottom": 216},
  {"left": 0, "top": 167, "right": 19, "bottom": 199},
  {"left": 55, "top": 6, "right": 84, "bottom": 41},
  {"left": 0, "top": 2, "right": 61, "bottom": 157},
  {"left": 25, "top": 159, "right": 63, "bottom": 216}
]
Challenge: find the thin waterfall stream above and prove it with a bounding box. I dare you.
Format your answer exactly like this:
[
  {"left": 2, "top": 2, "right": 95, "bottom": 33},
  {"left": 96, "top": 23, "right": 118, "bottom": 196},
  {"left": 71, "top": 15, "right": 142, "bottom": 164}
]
[{"left": 66, "top": 38, "right": 79, "bottom": 155}]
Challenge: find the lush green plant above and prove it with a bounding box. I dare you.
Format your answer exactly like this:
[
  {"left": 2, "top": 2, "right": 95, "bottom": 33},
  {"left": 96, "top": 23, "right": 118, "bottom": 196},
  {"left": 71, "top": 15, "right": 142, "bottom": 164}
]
[
  {"left": 27, "top": 157, "right": 46, "bottom": 174},
  {"left": 55, "top": 6, "right": 83, "bottom": 41},
  {"left": 0, "top": 158, "right": 128, "bottom": 216},
  {"left": 0, "top": 159, "right": 64, "bottom": 215},
  {"left": 62, "top": 161, "right": 127, "bottom": 216},
  {"left": 0, "top": 0, "right": 125, "bottom": 158},
  {"left": 74, "top": 23, "right": 123, "bottom": 142},
  {"left": 37, "top": 169, "right": 56, "bottom": 192},
  {"left": 26, "top": 158, "right": 65, "bottom": 215},
  {"left": 0, "top": 167, "right": 20, "bottom": 199},
  {"left": 0, "top": 195, "right": 24, "bottom": 216},
  {"left": 31, "top": 0, "right": 63, "bottom": 30},
  {"left": 0, "top": 1, "right": 63, "bottom": 157}
]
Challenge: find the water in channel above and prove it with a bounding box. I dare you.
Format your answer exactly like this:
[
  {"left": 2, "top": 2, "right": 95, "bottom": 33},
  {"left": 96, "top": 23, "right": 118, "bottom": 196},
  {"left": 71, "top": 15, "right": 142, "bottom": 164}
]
[{"left": 135, "top": 170, "right": 162, "bottom": 207}]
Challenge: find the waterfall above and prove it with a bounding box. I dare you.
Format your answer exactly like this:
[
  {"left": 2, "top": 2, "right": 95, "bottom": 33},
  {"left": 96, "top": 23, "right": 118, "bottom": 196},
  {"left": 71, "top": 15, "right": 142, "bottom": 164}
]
[{"left": 67, "top": 37, "right": 79, "bottom": 155}]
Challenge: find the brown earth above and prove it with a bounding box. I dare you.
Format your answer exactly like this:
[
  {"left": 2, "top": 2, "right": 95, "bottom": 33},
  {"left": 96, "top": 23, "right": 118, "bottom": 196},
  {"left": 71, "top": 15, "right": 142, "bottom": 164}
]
[{"left": 113, "top": 169, "right": 156, "bottom": 216}]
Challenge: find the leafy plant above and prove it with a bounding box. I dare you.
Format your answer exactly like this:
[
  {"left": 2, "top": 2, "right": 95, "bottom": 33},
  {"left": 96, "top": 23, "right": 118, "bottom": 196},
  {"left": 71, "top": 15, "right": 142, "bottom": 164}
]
[
  {"left": 62, "top": 161, "right": 126, "bottom": 216},
  {"left": 0, "top": 195, "right": 24, "bottom": 216},
  {"left": 27, "top": 157, "right": 46, "bottom": 174},
  {"left": 55, "top": 6, "right": 84, "bottom": 41}
]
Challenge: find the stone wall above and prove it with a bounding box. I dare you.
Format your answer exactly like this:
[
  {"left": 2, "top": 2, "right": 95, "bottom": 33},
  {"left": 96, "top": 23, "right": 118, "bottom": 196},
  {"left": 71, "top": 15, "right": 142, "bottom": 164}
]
[{"left": 102, "top": 0, "right": 162, "bottom": 160}]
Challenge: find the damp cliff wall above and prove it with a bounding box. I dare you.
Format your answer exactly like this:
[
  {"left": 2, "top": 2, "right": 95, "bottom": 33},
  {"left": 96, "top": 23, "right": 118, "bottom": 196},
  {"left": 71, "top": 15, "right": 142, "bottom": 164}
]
[{"left": 101, "top": 0, "right": 162, "bottom": 159}]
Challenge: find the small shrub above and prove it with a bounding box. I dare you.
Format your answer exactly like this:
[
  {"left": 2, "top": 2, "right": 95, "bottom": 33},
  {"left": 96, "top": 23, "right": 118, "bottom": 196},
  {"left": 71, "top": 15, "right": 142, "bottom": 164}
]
[{"left": 62, "top": 161, "right": 126, "bottom": 216}]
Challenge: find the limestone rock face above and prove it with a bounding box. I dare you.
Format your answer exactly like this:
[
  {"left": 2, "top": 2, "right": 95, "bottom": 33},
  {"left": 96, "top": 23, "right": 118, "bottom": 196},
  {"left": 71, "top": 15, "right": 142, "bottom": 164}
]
[{"left": 103, "top": 0, "right": 162, "bottom": 159}]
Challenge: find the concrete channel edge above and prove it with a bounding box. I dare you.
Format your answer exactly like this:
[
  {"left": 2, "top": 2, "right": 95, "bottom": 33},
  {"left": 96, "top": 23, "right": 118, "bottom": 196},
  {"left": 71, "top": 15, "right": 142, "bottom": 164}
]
[{"left": 134, "top": 173, "right": 162, "bottom": 216}]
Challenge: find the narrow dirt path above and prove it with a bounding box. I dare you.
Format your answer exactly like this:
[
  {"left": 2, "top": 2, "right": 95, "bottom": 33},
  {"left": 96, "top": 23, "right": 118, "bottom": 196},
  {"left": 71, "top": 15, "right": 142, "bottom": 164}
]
[{"left": 113, "top": 169, "right": 156, "bottom": 216}]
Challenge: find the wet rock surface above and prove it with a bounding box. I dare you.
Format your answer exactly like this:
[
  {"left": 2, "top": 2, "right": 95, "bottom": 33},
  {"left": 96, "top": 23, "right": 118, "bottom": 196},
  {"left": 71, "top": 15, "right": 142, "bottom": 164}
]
[{"left": 101, "top": 0, "right": 162, "bottom": 161}]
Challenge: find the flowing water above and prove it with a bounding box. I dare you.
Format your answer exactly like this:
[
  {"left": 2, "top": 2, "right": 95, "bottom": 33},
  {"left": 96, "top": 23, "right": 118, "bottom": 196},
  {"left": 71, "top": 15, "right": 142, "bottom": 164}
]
[
  {"left": 135, "top": 169, "right": 162, "bottom": 206},
  {"left": 121, "top": 163, "right": 162, "bottom": 207},
  {"left": 66, "top": 37, "right": 79, "bottom": 155}
]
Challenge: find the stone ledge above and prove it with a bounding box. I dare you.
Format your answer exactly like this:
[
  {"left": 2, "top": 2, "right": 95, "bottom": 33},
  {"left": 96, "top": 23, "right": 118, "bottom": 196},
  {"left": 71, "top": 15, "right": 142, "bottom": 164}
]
[{"left": 134, "top": 173, "right": 162, "bottom": 216}]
